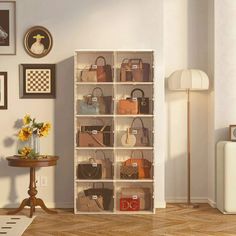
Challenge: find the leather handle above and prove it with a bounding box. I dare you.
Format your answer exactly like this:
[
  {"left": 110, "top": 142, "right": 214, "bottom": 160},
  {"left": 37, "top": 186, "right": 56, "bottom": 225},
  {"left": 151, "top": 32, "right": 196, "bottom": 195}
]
[
  {"left": 130, "top": 117, "right": 145, "bottom": 129},
  {"left": 131, "top": 150, "right": 144, "bottom": 159},
  {"left": 95, "top": 56, "right": 106, "bottom": 66},
  {"left": 128, "top": 58, "right": 143, "bottom": 69},
  {"left": 131, "top": 88, "right": 145, "bottom": 98},
  {"left": 94, "top": 150, "right": 106, "bottom": 160},
  {"left": 92, "top": 87, "right": 104, "bottom": 97}
]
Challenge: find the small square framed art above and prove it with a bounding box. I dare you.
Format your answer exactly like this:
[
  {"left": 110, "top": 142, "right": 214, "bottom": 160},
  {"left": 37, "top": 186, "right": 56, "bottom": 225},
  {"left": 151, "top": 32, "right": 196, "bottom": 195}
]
[
  {"left": 19, "top": 64, "right": 56, "bottom": 98},
  {"left": 0, "top": 72, "right": 8, "bottom": 109}
]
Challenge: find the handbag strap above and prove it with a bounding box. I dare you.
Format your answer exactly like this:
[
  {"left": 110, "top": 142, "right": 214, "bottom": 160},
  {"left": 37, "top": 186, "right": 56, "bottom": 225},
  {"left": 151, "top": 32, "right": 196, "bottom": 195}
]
[
  {"left": 128, "top": 58, "right": 143, "bottom": 69},
  {"left": 92, "top": 87, "right": 104, "bottom": 97},
  {"left": 95, "top": 150, "right": 106, "bottom": 159},
  {"left": 92, "top": 182, "right": 105, "bottom": 189},
  {"left": 130, "top": 117, "right": 145, "bottom": 129},
  {"left": 87, "top": 133, "right": 106, "bottom": 147},
  {"left": 95, "top": 56, "right": 106, "bottom": 66},
  {"left": 131, "top": 88, "right": 145, "bottom": 98},
  {"left": 131, "top": 150, "right": 144, "bottom": 159}
]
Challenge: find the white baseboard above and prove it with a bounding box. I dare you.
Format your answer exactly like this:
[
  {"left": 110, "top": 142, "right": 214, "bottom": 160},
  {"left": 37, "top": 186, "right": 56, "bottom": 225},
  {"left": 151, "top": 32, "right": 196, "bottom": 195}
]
[
  {"left": 166, "top": 197, "right": 216, "bottom": 205},
  {"left": 207, "top": 198, "right": 216, "bottom": 208},
  {"left": 1, "top": 202, "right": 73, "bottom": 209}
]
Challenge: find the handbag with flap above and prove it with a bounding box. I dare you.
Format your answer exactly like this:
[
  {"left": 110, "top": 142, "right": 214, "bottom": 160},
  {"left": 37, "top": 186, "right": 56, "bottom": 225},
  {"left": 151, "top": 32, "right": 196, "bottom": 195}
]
[
  {"left": 77, "top": 119, "right": 112, "bottom": 147},
  {"left": 77, "top": 193, "right": 104, "bottom": 212},
  {"left": 79, "top": 87, "right": 112, "bottom": 115},
  {"left": 120, "top": 58, "right": 150, "bottom": 82},
  {"left": 77, "top": 158, "right": 102, "bottom": 179},
  {"left": 120, "top": 165, "right": 138, "bottom": 179},
  {"left": 84, "top": 183, "right": 113, "bottom": 210},
  {"left": 123, "top": 150, "right": 152, "bottom": 179},
  {"left": 121, "top": 118, "right": 150, "bottom": 147}
]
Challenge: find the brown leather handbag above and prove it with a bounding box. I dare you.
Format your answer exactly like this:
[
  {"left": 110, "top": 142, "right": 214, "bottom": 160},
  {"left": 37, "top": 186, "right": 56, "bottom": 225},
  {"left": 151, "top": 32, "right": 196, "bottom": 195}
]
[
  {"left": 77, "top": 119, "right": 112, "bottom": 147},
  {"left": 120, "top": 58, "right": 150, "bottom": 82},
  {"left": 120, "top": 165, "right": 138, "bottom": 179},
  {"left": 130, "top": 89, "right": 149, "bottom": 114},
  {"left": 77, "top": 194, "right": 104, "bottom": 212},
  {"left": 90, "top": 56, "right": 112, "bottom": 82},
  {"left": 123, "top": 150, "right": 152, "bottom": 179},
  {"left": 117, "top": 98, "right": 138, "bottom": 114}
]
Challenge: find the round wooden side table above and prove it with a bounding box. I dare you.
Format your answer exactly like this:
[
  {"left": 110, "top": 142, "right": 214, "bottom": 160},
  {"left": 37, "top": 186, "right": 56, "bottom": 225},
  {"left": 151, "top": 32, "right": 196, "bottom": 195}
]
[{"left": 6, "top": 155, "right": 59, "bottom": 218}]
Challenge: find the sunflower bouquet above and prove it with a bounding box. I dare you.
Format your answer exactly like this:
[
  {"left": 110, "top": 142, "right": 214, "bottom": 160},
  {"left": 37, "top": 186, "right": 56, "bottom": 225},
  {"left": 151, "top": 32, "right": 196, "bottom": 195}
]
[{"left": 18, "top": 114, "right": 51, "bottom": 159}]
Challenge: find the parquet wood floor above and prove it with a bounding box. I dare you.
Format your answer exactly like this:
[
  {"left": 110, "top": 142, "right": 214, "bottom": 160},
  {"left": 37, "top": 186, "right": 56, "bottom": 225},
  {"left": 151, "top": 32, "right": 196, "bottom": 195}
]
[{"left": 1, "top": 204, "right": 236, "bottom": 236}]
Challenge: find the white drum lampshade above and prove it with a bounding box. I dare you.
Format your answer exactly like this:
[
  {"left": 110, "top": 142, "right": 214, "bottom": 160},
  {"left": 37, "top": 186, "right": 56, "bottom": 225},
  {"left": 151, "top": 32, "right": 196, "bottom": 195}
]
[{"left": 168, "top": 69, "right": 209, "bottom": 91}]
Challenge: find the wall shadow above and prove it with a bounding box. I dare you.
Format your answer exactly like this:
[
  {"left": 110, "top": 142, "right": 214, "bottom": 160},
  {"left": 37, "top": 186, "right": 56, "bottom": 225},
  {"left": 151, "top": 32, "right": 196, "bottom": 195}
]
[{"left": 54, "top": 57, "right": 74, "bottom": 208}]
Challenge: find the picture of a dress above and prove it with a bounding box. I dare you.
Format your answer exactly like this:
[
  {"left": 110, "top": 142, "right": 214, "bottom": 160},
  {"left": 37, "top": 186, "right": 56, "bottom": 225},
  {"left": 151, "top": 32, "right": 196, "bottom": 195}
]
[
  {"left": 24, "top": 26, "right": 53, "bottom": 58},
  {"left": 0, "top": 10, "right": 10, "bottom": 46}
]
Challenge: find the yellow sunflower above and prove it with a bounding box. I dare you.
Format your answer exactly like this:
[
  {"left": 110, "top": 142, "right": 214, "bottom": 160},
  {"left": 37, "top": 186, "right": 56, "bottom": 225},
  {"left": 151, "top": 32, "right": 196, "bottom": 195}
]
[
  {"left": 23, "top": 114, "right": 31, "bottom": 125},
  {"left": 18, "top": 127, "right": 32, "bottom": 141},
  {"left": 19, "top": 146, "right": 32, "bottom": 157},
  {"left": 39, "top": 123, "right": 51, "bottom": 137}
]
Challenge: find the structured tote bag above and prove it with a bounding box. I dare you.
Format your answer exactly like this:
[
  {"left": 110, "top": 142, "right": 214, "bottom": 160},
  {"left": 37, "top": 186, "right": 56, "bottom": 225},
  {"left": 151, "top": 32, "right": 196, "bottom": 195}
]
[
  {"left": 79, "top": 87, "right": 112, "bottom": 115},
  {"left": 123, "top": 150, "right": 152, "bottom": 179},
  {"left": 77, "top": 119, "right": 112, "bottom": 147},
  {"left": 80, "top": 66, "right": 97, "bottom": 82},
  {"left": 94, "top": 150, "right": 113, "bottom": 179},
  {"left": 130, "top": 88, "right": 149, "bottom": 114},
  {"left": 90, "top": 56, "right": 112, "bottom": 82},
  {"left": 77, "top": 158, "right": 102, "bottom": 180},
  {"left": 121, "top": 118, "right": 150, "bottom": 147},
  {"left": 77, "top": 194, "right": 104, "bottom": 212},
  {"left": 84, "top": 183, "right": 113, "bottom": 210},
  {"left": 120, "top": 58, "right": 150, "bottom": 82}
]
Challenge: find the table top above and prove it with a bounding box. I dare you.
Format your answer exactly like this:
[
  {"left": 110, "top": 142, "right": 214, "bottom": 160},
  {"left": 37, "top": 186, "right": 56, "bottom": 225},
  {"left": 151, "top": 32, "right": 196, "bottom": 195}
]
[{"left": 6, "top": 155, "right": 59, "bottom": 168}]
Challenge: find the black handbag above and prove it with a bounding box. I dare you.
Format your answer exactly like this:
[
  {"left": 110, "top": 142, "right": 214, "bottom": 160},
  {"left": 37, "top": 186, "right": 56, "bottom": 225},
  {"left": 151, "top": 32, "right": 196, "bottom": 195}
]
[
  {"left": 84, "top": 183, "right": 113, "bottom": 210},
  {"left": 127, "top": 89, "right": 149, "bottom": 114},
  {"left": 77, "top": 158, "right": 102, "bottom": 179}
]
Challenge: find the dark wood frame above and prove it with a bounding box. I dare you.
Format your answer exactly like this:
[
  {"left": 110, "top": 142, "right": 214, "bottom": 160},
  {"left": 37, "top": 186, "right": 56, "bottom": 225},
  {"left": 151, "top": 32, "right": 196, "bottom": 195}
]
[
  {"left": 0, "top": 72, "right": 8, "bottom": 109},
  {"left": 229, "top": 125, "right": 236, "bottom": 141},
  {"left": 0, "top": 1, "right": 16, "bottom": 55},
  {"left": 24, "top": 26, "right": 53, "bottom": 58},
  {"left": 20, "top": 64, "right": 56, "bottom": 98}
]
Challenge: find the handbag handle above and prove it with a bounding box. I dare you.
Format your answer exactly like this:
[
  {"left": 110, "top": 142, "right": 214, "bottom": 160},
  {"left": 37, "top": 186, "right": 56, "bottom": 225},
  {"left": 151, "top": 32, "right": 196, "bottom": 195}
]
[
  {"left": 95, "top": 56, "right": 106, "bottom": 66},
  {"left": 130, "top": 117, "right": 145, "bottom": 129},
  {"left": 128, "top": 58, "right": 143, "bottom": 69},
  {"left": 92, "top": 182, "right": 105, "bottom": 189},
  {"left": 131, "top": 150, "right": 144, "bottom": 159},
  {"left": 95, "top": 150, "right": 106, "bottom": 159},
  {"left": 131, "top": 88, "right": 145, "bottom": 98},
  {"left": 92, "top": 87, "right": 104, "bottom": 97}
]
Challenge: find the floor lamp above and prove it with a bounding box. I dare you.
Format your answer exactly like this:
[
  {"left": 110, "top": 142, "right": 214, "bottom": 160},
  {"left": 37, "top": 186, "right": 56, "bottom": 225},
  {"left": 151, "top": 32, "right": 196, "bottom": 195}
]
[{"left": 168, "top": 69, "right": 209, "bottom": 208}]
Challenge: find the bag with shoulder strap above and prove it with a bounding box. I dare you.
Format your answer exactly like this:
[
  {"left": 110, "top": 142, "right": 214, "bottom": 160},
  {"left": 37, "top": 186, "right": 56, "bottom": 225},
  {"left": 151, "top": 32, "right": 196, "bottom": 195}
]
[
  {"left": 120, "top": 58, "right": 150, "bottom": 82},
  {"left": 123, "top": 150, "right": 152, "bottom": 179},
  {"left": 79, "top": 87, "right": 112, "bottom": 115},
  {"left": 121, "top": 118, "right": 150, "bottom": 147},
  {"left": 77, "top": 119, "right": 112, "bottom": 147}
]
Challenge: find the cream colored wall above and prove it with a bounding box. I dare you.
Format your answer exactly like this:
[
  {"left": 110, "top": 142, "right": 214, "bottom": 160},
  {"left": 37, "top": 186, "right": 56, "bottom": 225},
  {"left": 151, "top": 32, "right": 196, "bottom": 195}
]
[
  {"left": 164, "top": 0, "right": 211, "bottom": 203},
  {"left": 0, "top": 0, "right": 164, "bottom": 208}
]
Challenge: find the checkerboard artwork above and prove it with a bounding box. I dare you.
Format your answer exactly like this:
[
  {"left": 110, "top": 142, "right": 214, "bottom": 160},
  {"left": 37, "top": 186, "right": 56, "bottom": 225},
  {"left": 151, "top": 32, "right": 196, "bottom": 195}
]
[{"left": 25, "top": 69, "right": 51, "bottom": 93}]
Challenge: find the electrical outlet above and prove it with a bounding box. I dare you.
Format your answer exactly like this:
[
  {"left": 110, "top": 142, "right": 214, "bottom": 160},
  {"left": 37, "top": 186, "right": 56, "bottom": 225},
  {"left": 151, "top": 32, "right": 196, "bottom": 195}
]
[{"left": 41, "top": 176, "right": 48, "bottom": 187}]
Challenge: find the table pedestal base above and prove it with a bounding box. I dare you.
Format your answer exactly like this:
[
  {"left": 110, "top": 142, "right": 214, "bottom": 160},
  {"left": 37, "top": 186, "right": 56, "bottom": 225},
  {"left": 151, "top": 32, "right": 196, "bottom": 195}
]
[{"left": 7, "top": 167, "right": 57, "bottom": 218}]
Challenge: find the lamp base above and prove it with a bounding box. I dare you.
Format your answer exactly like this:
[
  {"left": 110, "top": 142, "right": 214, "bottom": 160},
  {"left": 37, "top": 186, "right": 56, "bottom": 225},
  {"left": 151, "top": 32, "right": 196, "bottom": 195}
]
[{"left": 178, "top": 203, "right": 199, "bottom": 209}]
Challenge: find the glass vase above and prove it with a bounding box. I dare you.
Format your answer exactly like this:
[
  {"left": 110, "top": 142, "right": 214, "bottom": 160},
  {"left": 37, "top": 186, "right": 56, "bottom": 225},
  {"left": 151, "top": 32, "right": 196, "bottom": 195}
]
[{"left": 31, "top": 134, "right": 40, "bottom": 155}]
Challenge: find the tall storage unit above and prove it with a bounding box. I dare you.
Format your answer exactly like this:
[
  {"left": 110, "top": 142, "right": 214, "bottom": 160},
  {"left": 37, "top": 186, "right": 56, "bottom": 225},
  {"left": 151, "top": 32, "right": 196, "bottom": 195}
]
[{"left": 74, "top": 50, "right": 155, "bottom": 214}]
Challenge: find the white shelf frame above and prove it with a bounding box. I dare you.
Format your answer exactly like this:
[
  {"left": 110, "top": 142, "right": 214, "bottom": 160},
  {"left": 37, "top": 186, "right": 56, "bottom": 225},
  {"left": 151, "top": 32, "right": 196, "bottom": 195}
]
[{"left": 74, "top": 50, "right": 155, "bottom": 214}]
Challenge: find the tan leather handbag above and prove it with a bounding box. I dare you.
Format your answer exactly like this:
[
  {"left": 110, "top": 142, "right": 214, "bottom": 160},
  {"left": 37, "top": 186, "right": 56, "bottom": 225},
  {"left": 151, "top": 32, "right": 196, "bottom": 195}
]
[
  {"left": 80, "top": 67, "right": 97, "bottom": 82},
  {"left": 120, "top": 58, "right": 150, "bottom": 82},
  {"left": 77, "top": 194, "right": 104, "bottom": 212},
  {"left": 117, "top": 98, "right": 138, "bottom": 114}
]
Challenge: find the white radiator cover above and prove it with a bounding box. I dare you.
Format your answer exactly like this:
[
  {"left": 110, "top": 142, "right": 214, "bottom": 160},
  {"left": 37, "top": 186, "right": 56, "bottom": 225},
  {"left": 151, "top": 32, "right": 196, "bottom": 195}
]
[{"left": 217, "top": 141, "right": 236, "bottom": 214}]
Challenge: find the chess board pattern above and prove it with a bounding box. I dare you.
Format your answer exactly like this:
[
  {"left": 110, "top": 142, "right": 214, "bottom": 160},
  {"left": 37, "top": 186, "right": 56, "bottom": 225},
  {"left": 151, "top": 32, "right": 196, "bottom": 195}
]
[{"left": 25, "top": 69, "right": 51, "bottom": 93}]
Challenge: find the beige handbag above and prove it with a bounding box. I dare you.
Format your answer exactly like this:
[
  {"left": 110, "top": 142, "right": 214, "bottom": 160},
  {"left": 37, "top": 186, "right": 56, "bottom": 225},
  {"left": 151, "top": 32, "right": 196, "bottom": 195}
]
[
  {"left": 80, "top": 67, "right": 97, "bottom": 82},
  {"left": 77, "top": 193, "right": 104, "bottom": 212}
]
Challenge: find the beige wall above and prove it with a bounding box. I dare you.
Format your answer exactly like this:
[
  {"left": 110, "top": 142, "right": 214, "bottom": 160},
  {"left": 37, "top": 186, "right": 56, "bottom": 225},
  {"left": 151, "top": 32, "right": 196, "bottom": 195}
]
[{"left": 0, "top": 0, "right": 164, "bottom": 208}]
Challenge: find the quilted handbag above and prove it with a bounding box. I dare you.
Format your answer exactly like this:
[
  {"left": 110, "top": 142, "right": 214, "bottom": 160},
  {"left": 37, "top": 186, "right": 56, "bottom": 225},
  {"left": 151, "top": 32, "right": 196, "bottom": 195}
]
[
  {"left": 77, "top": 119, "right": 112, "bottom": 147},
  {"left": 90, "top": 56, "right": 112, "bottom": 82},
  {"left": 84, "top": 183, "right": 113, "bottom": 210},
  {"left": 121, "top": 118, "right": 150, "bottom": 147},
  {"left": 79, "top": 87, "right": 112, "bottom": 115},
  {"left": 123, "top": 150, "right": 152, "bottom": 179},
  {"left": 77, "top": 158, "right": 102, "bottom": 179},
  {"left": 77, "top": 194, "right": 104, "bottom": 212},
  {"left": 120, "top": 58, "right": 150, "bottom": 82},
  {"left": 120, "top": 165, "right": 138, "bottom": 179}
]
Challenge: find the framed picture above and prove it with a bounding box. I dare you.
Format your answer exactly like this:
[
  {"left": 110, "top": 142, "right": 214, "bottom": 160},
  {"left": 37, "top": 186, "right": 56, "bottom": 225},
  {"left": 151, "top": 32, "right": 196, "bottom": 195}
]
[
  {"left": 229, "top": 125, "right": 236, "bottom": 141},
  {"left": 0, "top": 72, "right": 8, "bottom": 109},
  {"left": 20, "top": 64, "right": 56, "bottom": 98},
  {"left": 0, "top": 1, "right": 16, "bottom": 55},
  {"left": 24, "top": 26, "right": 53, "bottom": 58}
]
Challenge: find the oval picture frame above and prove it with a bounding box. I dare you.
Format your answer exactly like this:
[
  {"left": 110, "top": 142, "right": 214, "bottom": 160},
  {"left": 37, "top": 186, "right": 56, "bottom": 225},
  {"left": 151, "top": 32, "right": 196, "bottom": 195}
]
[{"left": 24, "top": 26, "right": 53, "bottom": 58}]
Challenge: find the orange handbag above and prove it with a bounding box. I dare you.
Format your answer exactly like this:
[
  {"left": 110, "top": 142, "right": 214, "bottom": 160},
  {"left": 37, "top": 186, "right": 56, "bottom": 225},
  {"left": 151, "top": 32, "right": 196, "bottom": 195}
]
[
  {"left": 123, "top": 150, "right": 152, "bottom": 179},
  {"left": 117, "top": 99, "right": 138, "bottom": 114}
]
